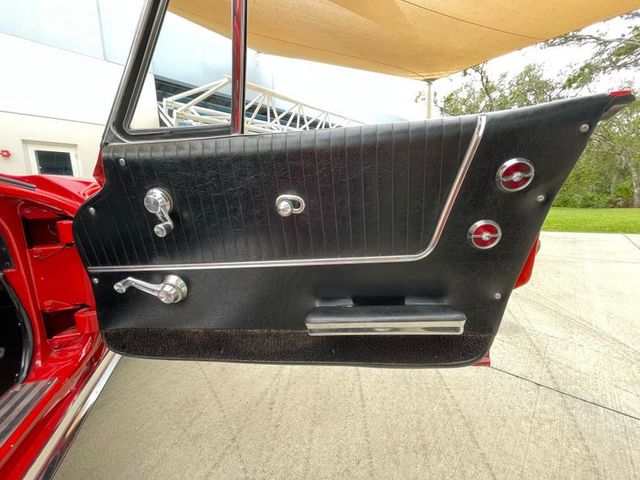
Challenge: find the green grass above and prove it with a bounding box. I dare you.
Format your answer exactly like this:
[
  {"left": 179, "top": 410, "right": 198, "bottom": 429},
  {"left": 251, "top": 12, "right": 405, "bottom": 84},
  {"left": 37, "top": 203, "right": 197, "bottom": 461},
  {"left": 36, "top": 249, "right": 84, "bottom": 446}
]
[{"left": 542, "top": 208, "right": 640, "bottom": 233}]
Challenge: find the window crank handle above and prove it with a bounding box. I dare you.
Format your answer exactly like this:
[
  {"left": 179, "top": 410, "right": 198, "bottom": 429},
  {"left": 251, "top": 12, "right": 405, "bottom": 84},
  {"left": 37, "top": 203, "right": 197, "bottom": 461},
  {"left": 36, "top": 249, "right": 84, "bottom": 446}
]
[{"left": 114, "top": 275, "right": 188, "bottom": 304}]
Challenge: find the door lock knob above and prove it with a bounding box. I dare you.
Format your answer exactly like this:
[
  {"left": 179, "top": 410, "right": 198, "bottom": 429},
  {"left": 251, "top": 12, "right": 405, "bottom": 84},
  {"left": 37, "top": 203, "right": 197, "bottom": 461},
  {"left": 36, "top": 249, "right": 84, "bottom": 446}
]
[
  {"left": 275, "top": 194, "right": 305, "bottom": 217},
  {"left": 144, "top": 188, "right": 174, "bottom": 237},
  {"left": 114, "top": 274, "right": 188, "bottom": 304}
]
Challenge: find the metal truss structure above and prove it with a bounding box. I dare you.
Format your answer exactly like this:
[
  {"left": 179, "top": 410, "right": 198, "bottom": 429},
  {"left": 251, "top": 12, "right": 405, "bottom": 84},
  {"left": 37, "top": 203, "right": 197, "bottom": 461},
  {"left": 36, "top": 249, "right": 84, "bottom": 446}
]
[{"left": 158, "top": 76, "right": 364, "bottom": 133}]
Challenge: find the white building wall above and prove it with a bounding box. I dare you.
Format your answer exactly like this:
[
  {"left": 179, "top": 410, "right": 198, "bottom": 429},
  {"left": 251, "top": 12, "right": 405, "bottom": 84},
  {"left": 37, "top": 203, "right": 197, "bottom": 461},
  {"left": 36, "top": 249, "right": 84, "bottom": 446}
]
[
  {"left": 0, "top": 0, "right": 153, "bottom": 177},
  {"left": 0, "top": 33, "right": 158, "bottom": 177},
  {"left": 0, "top": 112, "right": 104, "bottom": 177}
]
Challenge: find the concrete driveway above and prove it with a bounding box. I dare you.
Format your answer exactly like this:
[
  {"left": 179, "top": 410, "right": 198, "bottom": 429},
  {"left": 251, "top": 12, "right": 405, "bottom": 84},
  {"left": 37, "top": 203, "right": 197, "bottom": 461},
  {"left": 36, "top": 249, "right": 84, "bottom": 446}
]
[{"left": 56, "top": 232, "right": 640, "bottom": 480}]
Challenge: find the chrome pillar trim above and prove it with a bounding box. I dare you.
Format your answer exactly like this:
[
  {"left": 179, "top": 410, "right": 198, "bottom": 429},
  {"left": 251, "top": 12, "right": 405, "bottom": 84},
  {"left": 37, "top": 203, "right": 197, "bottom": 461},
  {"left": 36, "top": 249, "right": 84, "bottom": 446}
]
[
  {"left": 87, "top": 115, "right": 487, "bottom": 273},
  {"left": 23, "top": 352, "right": 121, "bottom": 480},
  {"left": 231, "top": 0, "right": 248, "bottom": 134},
  {"left": 306, "top": 320, "right": 465, "bottom": 336}
]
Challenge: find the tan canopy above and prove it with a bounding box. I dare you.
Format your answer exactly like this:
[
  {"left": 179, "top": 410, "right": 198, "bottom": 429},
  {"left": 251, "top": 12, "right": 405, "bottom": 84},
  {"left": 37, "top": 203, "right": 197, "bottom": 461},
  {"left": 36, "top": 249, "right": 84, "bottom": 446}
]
[{"left": 170, "top": 0, "right": 640, "bottom": 80}]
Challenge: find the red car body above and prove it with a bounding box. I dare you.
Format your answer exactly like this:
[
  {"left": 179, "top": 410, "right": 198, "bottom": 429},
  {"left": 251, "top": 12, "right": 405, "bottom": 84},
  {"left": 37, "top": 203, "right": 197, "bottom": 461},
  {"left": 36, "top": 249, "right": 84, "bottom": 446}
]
[{"left": 0, "top": 173, "right": 115, "bottom": 480}]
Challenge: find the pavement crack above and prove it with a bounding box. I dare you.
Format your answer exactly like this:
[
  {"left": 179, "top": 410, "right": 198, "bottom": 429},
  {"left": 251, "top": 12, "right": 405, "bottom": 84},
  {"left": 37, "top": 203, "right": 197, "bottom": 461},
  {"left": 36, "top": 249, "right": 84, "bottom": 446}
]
[
  {"left": 623, "top": 234, "right": 640, "bottom": 251},
  {"left": 489, "top": 365, "right": 640, "bottom": 423},
  {"left": 435, "top": 371, "right": 498, "bottom": 480},
  {"left": 198, "top": 364, "right": 250, "bottom": 478},
  {"left": 355, "top": 369, "right": 376, "bottom": 477}
]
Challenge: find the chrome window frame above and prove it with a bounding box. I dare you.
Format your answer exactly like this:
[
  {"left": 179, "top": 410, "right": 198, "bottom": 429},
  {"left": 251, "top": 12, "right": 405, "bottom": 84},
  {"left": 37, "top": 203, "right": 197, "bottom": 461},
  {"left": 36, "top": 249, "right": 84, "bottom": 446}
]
[{"left": 102, "top": 0, "right": 241, "bottom": 145}]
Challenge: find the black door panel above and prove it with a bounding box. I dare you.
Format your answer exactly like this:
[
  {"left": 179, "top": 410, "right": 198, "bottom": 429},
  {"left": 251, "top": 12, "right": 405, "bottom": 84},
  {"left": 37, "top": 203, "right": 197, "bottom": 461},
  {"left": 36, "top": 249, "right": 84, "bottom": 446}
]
[
  {"left": 76, "top": 93, "right": 630, "bottom": 366},
  {"left": 77, "top": 117, "right": 476, "bottom": 266}
]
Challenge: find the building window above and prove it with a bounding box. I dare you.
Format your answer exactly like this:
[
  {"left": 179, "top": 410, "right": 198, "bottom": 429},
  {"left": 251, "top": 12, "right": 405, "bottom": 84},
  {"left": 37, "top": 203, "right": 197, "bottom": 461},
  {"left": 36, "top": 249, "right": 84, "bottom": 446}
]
[
  {"left": 34, "top": 150, "right": 73, "bottom": 175},
  {"left": 25, "top": 143, "right": 80, "bottom": 176}
]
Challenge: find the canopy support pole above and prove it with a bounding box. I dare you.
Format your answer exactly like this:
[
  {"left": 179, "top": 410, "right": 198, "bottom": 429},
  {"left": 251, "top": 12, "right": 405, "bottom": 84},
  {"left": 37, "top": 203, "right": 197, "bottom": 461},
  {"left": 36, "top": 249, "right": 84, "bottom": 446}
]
[{"left": 425, "top": 80, "right": 433, "bottom": 119}]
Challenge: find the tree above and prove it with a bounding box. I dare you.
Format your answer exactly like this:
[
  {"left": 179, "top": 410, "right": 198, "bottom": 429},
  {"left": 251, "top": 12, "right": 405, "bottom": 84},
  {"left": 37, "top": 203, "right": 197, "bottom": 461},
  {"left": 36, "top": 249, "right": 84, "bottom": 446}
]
[
  {"left": 547, "top": 10, "right": 640, "bottom": 206},
  {"left": 546, "top": 11, "right": 640, "bottom": 88},
  {"left": 438, "top": 64, "right": 562, "bottom": 116},
  {"left": 588, "top": 99, "right": 640, "bottom": 207},
  {"left": 555, "top": 110, "right": 640, "bottom": 208}
]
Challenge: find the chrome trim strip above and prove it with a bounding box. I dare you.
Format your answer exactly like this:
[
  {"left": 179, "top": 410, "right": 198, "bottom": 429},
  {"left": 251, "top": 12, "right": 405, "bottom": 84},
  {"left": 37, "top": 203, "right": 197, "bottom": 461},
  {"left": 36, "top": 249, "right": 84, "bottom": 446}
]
[
  {"left": 88, "top": 115, "right": 486, "bottom": 273},
  {"left": 306, "top": 319, "right": 465, "bottom": 336},
  {"left": 24, "top": 352, "right": 121, "bottom": 480}
]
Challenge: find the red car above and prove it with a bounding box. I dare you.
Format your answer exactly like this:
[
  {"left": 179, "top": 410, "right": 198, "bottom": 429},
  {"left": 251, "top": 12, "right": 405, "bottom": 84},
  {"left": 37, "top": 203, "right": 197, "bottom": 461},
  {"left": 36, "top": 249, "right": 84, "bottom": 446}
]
[{"left": 0, "top": 0, "right": 635, "bottom": 478}]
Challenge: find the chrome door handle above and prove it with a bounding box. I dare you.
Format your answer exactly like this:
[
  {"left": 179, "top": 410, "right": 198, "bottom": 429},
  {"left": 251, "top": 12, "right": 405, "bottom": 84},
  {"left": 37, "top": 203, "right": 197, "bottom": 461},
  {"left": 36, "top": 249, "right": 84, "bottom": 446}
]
[
  {"left": 114, "top": 275, "right": 188, "bottom": 304},
  {"left": 144, "top": 188, "right": 174, "bottom": 237}
]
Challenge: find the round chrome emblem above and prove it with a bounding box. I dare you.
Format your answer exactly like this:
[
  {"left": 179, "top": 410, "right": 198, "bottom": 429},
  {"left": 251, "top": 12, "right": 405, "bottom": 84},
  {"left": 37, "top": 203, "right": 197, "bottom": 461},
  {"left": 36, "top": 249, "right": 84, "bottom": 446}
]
[
  {"left": 468, "top": 220, "right": 502, "bottom": 250},
  {"left": 496, "top": 158, "right": 534, "bottom": 192}
]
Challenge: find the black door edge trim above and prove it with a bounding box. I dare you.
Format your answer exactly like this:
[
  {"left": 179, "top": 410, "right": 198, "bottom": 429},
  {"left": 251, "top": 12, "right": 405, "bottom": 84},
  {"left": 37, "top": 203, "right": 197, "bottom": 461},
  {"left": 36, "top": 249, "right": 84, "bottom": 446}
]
[
  {"left": 0, "top": 274, "right": 34, "bottom": 383},
  {"left": 0, "top": 176, "right": 37, "bottom": 191}
]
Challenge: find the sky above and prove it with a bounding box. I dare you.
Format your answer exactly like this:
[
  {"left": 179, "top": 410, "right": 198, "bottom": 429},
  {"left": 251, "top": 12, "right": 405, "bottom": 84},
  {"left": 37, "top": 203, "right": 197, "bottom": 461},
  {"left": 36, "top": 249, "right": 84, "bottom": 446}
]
[{"left": 250, "top": 14, "right": 635, "bottom": 123}]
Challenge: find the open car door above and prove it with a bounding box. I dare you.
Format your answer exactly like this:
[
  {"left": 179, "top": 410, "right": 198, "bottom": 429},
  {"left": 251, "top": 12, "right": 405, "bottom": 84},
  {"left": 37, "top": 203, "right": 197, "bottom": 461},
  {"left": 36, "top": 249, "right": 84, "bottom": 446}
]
[{"left": 72, "top": 0, "right": 635, "bottom": 367}]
